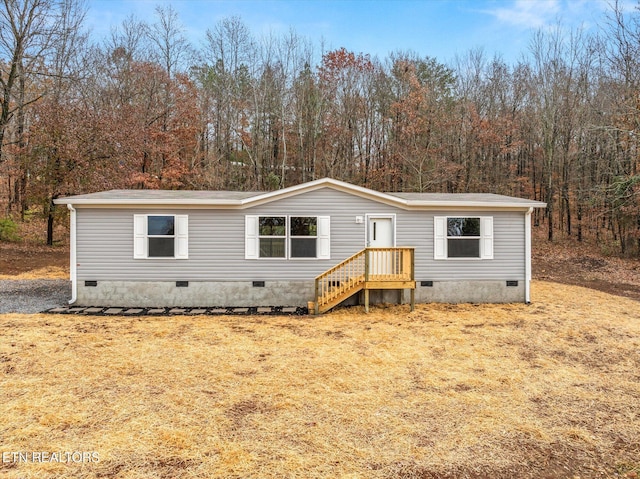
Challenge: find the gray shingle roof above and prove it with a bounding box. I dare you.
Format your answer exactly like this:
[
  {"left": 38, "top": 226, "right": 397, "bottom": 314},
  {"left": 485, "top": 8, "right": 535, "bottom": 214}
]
[
  {"left": 55, "top": 178, "right": 545, "bottom": 209},
  {"left": 58, "top": 189, "right": 260, "bottom": 201}
]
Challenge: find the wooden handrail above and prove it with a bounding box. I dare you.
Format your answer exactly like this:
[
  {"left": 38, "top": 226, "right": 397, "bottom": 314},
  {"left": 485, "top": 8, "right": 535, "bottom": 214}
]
[
  {"left": 314, "top": 249, "right": 366, "bottom": 313},
  {"left": 314, "top": 247, "right": 415, "bottom": 314},
  {"left": 314, "top": 249, "right": 366, "bottom": 281}
]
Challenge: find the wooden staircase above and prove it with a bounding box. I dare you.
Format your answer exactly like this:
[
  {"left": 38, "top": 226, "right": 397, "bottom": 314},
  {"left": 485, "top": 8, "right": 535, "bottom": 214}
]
[{"left": 312, "top": 247, "right": 416, "bottom": 314}]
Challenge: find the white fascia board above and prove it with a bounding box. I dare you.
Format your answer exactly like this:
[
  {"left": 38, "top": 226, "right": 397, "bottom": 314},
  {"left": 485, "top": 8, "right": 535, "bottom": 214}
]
[
  {"left": 404, "top": 200, "right": 547, "bottom": 210},
  {"left": 54, "top": 198, "right": 244, "bottom": 207}
]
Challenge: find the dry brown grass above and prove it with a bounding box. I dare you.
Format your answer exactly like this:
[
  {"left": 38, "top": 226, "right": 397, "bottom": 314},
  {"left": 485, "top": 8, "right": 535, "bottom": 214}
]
[{"left": 1, "top": 281, "right": 639, "bottom": 479}]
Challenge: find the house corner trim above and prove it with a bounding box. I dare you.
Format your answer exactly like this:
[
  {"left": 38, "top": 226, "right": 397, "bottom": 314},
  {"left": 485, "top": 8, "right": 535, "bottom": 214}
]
[
  {"left": 67, "top": 204, "right": 77, "bottom": 304},
  {"left": 525, "top": 207, "right": 533, "bottom": 303}
]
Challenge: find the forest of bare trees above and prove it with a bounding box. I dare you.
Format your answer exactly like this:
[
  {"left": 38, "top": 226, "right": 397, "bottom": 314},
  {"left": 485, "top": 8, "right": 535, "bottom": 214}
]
[{"left": 0, "top": 0, "right": 639, "bottom": 255}]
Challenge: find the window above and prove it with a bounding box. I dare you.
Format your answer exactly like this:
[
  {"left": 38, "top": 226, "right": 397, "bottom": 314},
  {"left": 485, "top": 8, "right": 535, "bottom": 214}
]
[
  {"left": 447, "top": 217, "right": 480, "bottom": 258},
  {"left": 290, "top": 217, "right": 317, "bottom": 258},
  {"left": 259, "top": 216, "right": 286, "bottom": 258},
  {"left": 245, "top": 215, "right": 330, "bottom": 260},
  {"left": 148, "top": 216, "right": 175, "bottom": 257},
  {"left": 434, "top": 216, "right": 493, "bottom": 260},
  {"left": 134, "top": 214, "right": 188, "bottom": 259}
]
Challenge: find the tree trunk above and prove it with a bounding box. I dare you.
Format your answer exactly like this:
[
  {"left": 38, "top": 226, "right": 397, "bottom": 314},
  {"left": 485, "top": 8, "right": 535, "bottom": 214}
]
[
  {"left": 46, "top": 194, "right": 59, "bottom": 246},
  {"left": 16, "top": 61, "right": 27, "bottom": 218},
  {"left": 47, "top": 202, "right": 55, "bottom": 246},
  {"left": 563, "top": 183, "right": 571, "bottom": 236},
  {"left": 546, "top": 185, "right": 554, "bottom": 242},
  {"left": 577, "top": 201, "right": 583, "bottom": 242}
]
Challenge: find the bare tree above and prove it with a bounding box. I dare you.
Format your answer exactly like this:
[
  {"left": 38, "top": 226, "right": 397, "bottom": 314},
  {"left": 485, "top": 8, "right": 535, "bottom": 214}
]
[
  {"left": 199, "top": 16, "right": 255, "bottom": 186},
  {"left": 146, "top": 4, "right": 192, "bottom": 78},
  {"left": 1, "top": 0, "right": 87, "bottom": 217},
  {"left": 106, "top": 14, "right": 148, "bottom": 62},
  {"left": 0, "top": 0, "right": 53, "bottom": 166},
  {"left": 597, "top": 0, "right": 640, "bottom": 254}
]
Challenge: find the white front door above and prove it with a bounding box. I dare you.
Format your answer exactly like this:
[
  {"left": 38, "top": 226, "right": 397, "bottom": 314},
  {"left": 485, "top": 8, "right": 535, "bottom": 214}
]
[
  {"left": 368, "top": 216, "right": 394, "bottom": 248},
  {"left": 367, "top": 216, "right": 395, "bottom": 276}
]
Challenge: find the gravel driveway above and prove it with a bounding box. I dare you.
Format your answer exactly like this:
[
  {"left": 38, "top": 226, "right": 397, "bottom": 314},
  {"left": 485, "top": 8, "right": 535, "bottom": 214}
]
[{"left": 0, "top": 280, "right": 71, "bottom": 314}]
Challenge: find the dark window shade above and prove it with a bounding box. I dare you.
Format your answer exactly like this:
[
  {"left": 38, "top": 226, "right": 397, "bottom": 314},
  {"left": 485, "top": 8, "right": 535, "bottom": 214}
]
[
  {"left": 447, "top": 238, "right": 480, "bottom": 258},
  {"left": 291, "top": 238, "right": 317, "bottom": 258},
  {"left": 149, "top": 237, "right": 175, "bottom": 257}
]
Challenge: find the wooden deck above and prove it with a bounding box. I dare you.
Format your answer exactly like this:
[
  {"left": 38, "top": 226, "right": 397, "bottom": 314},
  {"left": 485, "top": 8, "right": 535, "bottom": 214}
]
[{"left": 312, "top": 247, "right": 416, "bottom": 314}]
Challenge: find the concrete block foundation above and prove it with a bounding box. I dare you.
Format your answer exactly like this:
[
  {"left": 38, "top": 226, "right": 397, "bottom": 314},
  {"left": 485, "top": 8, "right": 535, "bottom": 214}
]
[
  {"left": 413, "top": 280, "right": 526, "bottom": 304},
  {"left": 76, "top": 279, "right": 527, "bottom": 307},
  {"left": 76, "top": 280, "right": 314, "bottom": 307}
]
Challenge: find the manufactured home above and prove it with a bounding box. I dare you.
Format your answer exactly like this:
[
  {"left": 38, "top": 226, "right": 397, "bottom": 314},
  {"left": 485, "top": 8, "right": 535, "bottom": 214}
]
[{"left": 55, "top": 178, "right": 545, "bottom": 312}]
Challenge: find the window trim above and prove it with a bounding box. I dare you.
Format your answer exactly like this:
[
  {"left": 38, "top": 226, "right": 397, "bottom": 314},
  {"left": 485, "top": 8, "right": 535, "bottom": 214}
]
[
  {"left": 134, "top": 214, "right": 189, "bottom": 260},
  {"left": 434, "top": 216, "right": 493, "bottom": 260},
  {"left": 245, "top": 215, "right": 330, "bottom": 260}
]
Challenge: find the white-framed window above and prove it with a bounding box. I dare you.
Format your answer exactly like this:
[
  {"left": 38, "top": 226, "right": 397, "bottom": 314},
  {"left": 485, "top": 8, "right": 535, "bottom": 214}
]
[
  {"left": 434, "top": 216, "right": 493, "bottom": 260},
  {"left": 134, "top": 214, "right": 188, "bottom": 259},
  {"left": 259, "top": 216, "right": 286, "bottom": 258},
  {"left": 245, "top": 215, "right": 330, "bottom": 260},
  {"left": 290, "top": 216, "right": 317, "bottom": 258}
]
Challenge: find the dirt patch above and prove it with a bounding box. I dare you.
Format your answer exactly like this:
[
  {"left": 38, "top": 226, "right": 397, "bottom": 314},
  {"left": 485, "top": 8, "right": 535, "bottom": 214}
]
[
  {"left": 0, "top": 242, "right": 68, "bottom": 277},
  {"left": 532, "top": 233, "right": 640, "bottom": 302}
]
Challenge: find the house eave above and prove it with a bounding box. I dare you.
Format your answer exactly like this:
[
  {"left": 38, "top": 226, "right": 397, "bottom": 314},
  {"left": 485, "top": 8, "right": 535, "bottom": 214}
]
[
  {"left": 53, "top": 178, "right": 410, "bottom": 209},
  {"left": 54, "top": 198, "right": 244, "bottom": 207},
  {"left": 404, "top": 200, "right": 547, "bottom": 210},
  {"left": 53, "top": 178, "right": 547, "bottom": 210}
]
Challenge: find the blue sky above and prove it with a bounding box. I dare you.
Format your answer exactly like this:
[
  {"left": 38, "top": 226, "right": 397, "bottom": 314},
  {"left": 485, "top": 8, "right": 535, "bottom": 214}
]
[{"left": 86, "top": 0, "right": 613, "bottom": 64}]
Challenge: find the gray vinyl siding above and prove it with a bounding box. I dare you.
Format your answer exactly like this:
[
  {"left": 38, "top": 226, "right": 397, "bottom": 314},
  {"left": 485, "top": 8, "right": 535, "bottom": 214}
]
[
  {"left": 76, "top": 188, "right": 525, "bottom": 282},
  {"left": 413, "top": 211, "right": 524, "bottom": 281}
]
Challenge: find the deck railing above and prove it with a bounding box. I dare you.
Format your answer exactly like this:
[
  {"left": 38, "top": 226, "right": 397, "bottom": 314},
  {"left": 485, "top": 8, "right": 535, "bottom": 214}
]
[
  {"left": 314, "top": 247, "right": 415, "bottom": 314},
  {"left": 365, "top": 247, "right": 414, "bottom": 282}
]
